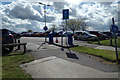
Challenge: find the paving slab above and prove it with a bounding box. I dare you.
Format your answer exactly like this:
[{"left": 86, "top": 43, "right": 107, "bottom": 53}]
[
  {"left": 20, "top": 56, "right": 118, "bottom": 78},
  {"left": 95, "top": 46, "right": 120, "bottom": 51}
]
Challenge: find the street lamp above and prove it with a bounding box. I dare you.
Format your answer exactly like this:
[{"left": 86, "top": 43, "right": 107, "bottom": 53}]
[{"left": 39, "top": 2, "right": 51, "bottom": 42}]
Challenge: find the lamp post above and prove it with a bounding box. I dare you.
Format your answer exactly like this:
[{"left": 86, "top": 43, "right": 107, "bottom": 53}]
[{"left": 39, "top": 2, "right": 51, "bottom": 42}]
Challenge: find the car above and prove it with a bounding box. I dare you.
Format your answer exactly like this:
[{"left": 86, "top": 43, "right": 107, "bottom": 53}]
[
  {"left": 34, "top": 32, "right": 44, "bottom": 37},
  {"left": 32, "top": 32, "right": 39, "bottom": 37},
  {"left": 0, "top": 29, "right": 14, "bottom": 55},
  {"left": 21, "top": 32, "right": 28, "bottom": 37},
  {"left": 89, "top": 31, "right": 107, "bottom": 40},
  {"left": 27, "top": 32, "right": 34, "bottom": 37},
  {"left": 49, "top": 31, "right": 60, "bottom": 37},
  {"left": 74, "top": 31, "right": 97, "bottom": 41},
  {"left": 74, "top": 32, "right": 82, "bottom": 40},
  {"left": 117, "top": 33, "right": 120, "bottom": 36},
  {"left": 9, "top": 31, "right": 21, "bottom": 39},
  {"left": 102, "top": 32, "right": 113, "bottom": 38},
  {"left": 62, "top": 31, "right": 73, "bottom": 37}
]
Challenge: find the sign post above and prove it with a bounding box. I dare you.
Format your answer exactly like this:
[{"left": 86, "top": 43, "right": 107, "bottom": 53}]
[
  {"left": 63, "top": 9, "right": 69, "bottom": 45},
  {"left": 43, "top": 26, "right": 48, "bottom": 42},
  {"left": 63, "top": 9, "right": 69, "bottom": 32},
  {"left": 111, "top": 18, "right": 119, "bottom": 64}
]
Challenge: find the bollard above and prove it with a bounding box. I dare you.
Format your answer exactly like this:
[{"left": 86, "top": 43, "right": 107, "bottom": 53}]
[
  {"left": 15, "top": 39, "right": 17, "bottom": 43},
  {"left": 68, "top": 34, "right": 73, "bottom": 46},
  {"left": 97, "top": 37, "right": 101, "bottom": 45},
  {"left": 18, "top": 39, "right": 20, "bottom": 49},
  {"left": 49, "top": 34, "right": 53, "bottom": 44},
  {"left": 56, "top": 37, "right": 58, "bottom": 43}
]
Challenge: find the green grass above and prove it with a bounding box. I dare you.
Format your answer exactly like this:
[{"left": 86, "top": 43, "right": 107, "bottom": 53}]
[
  {"left": 0, "top": 57, "right": 2, "bottom": 79},
  {"left": 2, "top": 52, "right": 34, "bottom": 79},
  {"left": 71, "top": 46, "right": 120, "bottom": 62},
  {"left": 90, "top": 38, "right": 120, "bottom": 48}
]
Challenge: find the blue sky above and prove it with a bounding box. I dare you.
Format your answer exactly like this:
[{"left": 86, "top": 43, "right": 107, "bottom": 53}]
[
  {"left": 0, "top": 0, "right": 119, "bottom": 32},
  {"left": 1, "top": 2, "right": 12, "bottom": 5}
]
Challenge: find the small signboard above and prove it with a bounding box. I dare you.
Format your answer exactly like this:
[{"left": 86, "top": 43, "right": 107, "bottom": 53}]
[
  {"left": 111, "top": 25, "right": 119, "bottom": 33},
  {"left": 63, "top": 9, "right": 69, "bottom": 20},
  {"left": 43, "top": 26, "right": 48, "bottom": 31}
]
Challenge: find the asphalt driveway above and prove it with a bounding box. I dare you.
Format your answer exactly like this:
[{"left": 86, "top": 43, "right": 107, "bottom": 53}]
[{"left": 20, "top": 37, "right": 119, "bottom": 78}]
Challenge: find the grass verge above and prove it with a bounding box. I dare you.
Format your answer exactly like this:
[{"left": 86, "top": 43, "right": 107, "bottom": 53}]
[
  {"left": 2, "top": 52, "right": 34, "bottom": 79},
  {"left": 90, "top": 38, "right": 120, "bottom": 48},
  {"left": 71, "top": 46, "right": 120, "bottom": 62}
]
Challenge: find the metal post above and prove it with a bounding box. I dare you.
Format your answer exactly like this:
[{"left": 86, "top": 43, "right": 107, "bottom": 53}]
[
  {"left": 65, "top": 19, "right": 67, "bottom": 45},
  {"left": 114, "top": 34, "right": 119, "bottom": 63},
  {"left": 18, "top": 39, "right": 20, "bottom": 50},
  {"left": 24, "top": 44, "right": 26, "bottom": 53},
  {"left": 44, "top": 5, "right": 47, "bottom": 42},
  {"left": 112, "top": 18, "right": 119, "bottom": 63}
]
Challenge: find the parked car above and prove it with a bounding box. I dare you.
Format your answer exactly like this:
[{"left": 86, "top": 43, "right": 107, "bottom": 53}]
[
  {"left": 62, "top": 31, "right": 73, "bottom": 37},
  {"left": 21, "top": 32, "right": 28, "bottom": 37},
  {"left": 0, "top": 29, "right": 14, "bottom": 55},
  {"left": 34, "top": 32, "right": 44, "bottom": 37},
  {"left": 88, "top": 31, "right": 107, "bottom": 40},
  {"left": 116, "top": 31, "right": 120, "bottom": 36},
  {"left": 32, "top": 32, "right": 39, "bottom": 37},
  {"left": 9, "top": 31, "right": 21, "bottom": 39},
  {"left": 74, "top": 31, "right": 97, "bottom": 41},
  {"left": 49, "top": 31, "right": 60, "bottom": 37},
  {"left": 27, "top": 32, "right": 34, "bottom": 37},
  {"left": 102, "top": 32, "right": 113, "bottom": 38},
  {"left": 74, "top": 32, "right": 82, "bottom": 40}
]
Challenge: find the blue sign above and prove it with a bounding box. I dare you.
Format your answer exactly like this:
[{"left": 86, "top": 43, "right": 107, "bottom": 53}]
[
  {"left": 43, "top": 26, "right": 48, "bottom": 31},
  {"left": 111, "top": 25, "right": 119, "bottom": 33},
  {"left": 63, "top": 9, "right": 69, "bottom": 20}
]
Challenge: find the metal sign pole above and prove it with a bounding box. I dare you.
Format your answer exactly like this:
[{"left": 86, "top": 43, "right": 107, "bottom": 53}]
[
  {"left": 44, "top": 5, "right": 47, "bottom": 42},
  {"left": 112, "top": 18, "right": 119, "bottom": 63},
  {"left": 114, "top": 33, "right": 119, "bottom": 63},
  {"left": 38, "top": 2, "right": 49, "bottom": 49},
  {"left": 66, "top": 19, "right": 68, "bottom": 45}
]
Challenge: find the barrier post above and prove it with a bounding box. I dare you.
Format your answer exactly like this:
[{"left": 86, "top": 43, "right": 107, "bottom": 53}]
[
  {"left": 68, "top": 34, "right": 73, "bottom": 46},
  {"left": 18, "top": 39, "right": 20, "bottom": 49},
  {"left": 49, "top": 34, "right": 53, "bottom": 44}
]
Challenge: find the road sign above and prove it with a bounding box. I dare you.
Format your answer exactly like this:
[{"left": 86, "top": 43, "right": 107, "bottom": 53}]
[
  {"left": 111, "top": 25, "right": 119, "bottom": 33},
  {"left": 63, "top": 9, "right": 69, "bottom": 20},
  {"left": 43, "top": 26, "right": 48, "bottom": 31}
]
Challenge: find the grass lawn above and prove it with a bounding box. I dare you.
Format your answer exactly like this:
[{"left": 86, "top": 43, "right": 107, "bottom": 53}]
[
  {"left": 90, "top": 38, "right": 120, "bottom": 48},
  {"left": 71, "top": 46, "right": 120, "bottom": 62},
  {"left": 2, "top": 52, "right": 34, "bottom": 79}
]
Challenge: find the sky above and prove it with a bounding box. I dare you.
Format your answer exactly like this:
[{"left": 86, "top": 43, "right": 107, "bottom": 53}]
[{"left": 0, "top": 0, "right": 120, "bottom": 32}]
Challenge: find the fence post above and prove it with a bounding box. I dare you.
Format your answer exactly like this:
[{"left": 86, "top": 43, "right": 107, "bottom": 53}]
[
  {"left": 98, "top": 37, "right": 101, "bottom": 45},
  {"left": 18, "top": 39, "right": 20, "bottom": 50}
]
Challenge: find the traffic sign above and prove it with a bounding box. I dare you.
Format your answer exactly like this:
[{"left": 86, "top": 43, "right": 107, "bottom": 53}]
[
  {"left": 63, "top": 9, "right": 69, "bottom": 20},
  {"left": 43, "top": 26, "right": 48, "bottom": 31},
  {"left": 111, "top": 25, "right": 119, "bottom": 33}
]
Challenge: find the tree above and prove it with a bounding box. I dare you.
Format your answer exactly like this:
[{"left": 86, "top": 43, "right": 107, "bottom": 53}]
[
  {"left": 48, "top": 24, "right": 57, "bottom": 32},
  {"left": 65, "top": 19, "right": 88, "bottom": 33},
  {"left": 67, "top": 19, "right": 80, "bottom": 33},
  {"left": 65, "top": 19, "right": 81, "bottom": 33},
  {"left": 27, "top": 30, "right": 32, "bottom": 32},
  {"left": 80, "top": 19, "right": 88, "bottom": 31}
]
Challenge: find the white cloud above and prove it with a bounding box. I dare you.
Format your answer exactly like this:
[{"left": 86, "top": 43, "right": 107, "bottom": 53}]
[{"left": 0, "top": 0, "right": 119, "bottom": 32}]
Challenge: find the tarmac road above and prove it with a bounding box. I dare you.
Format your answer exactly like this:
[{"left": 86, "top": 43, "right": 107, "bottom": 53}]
[{"left": 20, "top": 37, "right": 119, "bottom": 78}]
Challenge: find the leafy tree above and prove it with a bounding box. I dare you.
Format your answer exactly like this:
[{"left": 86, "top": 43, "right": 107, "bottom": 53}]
[
  {"left": 66, "top": 19, "right": 81, "bottom": 33},
  {"left": 65, "top": 19, "right": 88, "bottom": 33},
  {"left": 48, "top": 24, "right": 57, "bottom": 32},
  {"left": 80, "top": 19, "right": 88, "bottom": 31},
  {"left": 27, "top": 30, "right": 32, "bottom": 32}
]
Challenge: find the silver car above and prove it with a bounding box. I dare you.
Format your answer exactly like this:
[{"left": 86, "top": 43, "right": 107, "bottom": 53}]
[{"left": 74, "top": 31, "right": 97, "bottom": 40}]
